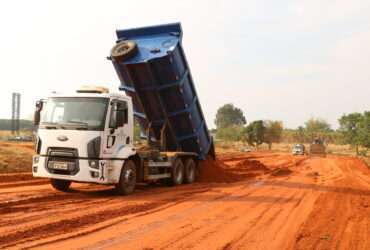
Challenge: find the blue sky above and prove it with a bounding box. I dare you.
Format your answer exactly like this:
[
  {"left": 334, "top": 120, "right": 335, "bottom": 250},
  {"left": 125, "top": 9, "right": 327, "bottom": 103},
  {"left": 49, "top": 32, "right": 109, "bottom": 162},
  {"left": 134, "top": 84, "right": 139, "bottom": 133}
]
[{"left": 0, "top": 0, "right": 369, "bottom": 129}]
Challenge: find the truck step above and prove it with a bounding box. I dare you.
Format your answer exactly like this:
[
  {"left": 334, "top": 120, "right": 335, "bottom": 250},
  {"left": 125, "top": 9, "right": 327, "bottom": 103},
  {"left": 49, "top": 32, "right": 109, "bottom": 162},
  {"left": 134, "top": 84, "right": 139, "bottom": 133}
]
[
  {"left": 146, "top": 173, "right": 171, "bottom": 180},
  {"left": 145, "top": 161, "right": 172, "bottom": 167}
]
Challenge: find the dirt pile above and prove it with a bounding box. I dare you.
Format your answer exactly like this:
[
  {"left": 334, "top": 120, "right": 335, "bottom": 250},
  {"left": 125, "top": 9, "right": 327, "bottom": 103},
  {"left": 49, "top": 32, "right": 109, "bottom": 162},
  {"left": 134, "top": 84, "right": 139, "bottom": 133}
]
[
  {"left": 234, "top": 159, "right": 270, "bottom": 172},
  {"left": 198, "top": 157, "right": 272, "bottom": 183},
  {"left": 198, "top": 158, "right": 242, "bottom": 183}
]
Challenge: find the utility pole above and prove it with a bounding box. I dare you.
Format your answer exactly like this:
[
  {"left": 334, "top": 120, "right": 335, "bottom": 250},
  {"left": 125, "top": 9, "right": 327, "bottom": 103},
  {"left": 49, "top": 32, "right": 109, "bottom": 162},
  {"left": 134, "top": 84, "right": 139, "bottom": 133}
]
[{"left": 11, "top": 93, "right": 21, "bottom": 136}]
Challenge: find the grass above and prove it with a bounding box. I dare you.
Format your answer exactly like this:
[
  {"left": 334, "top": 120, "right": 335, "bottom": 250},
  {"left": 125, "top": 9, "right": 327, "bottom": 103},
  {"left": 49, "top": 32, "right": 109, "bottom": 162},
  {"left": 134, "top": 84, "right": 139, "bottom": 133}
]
[
  {"left": 0, "top": 141, "right": 34, "bottom": 173},
  {"left": 0, "top": 130, "right": 34, "bottom": 140}
]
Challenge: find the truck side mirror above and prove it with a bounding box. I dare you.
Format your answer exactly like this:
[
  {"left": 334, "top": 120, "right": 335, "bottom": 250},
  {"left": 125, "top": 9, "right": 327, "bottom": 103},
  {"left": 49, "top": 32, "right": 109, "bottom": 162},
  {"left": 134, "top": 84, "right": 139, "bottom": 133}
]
[
  {"left": 34, "top": 111, "right": 41, "bottom": 126},
  {"left": 109, "top": 101, "right": 128, "bottom": 129},
  {"left": 34, "top": 101, "right": 43, "bottom": 126},
  {"left": 109, "top": 110, "right": 118, "bottom": 129}
]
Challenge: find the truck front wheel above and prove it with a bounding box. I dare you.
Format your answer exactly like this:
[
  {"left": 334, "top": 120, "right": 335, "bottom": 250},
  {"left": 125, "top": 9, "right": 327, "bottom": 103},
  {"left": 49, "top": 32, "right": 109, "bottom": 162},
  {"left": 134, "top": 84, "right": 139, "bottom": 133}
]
[
  {"left": 50, "top": 179, "right": 71, "bottom": 192},
  {"left": 115, "top": 160, "right": 137, "bottom": 195}
]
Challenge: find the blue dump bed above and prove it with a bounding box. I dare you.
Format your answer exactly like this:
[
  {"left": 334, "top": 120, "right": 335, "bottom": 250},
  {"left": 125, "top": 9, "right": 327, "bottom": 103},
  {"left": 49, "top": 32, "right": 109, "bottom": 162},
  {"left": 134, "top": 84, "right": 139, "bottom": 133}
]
[{"left": 110, "top": 23, "right": 214, "bottom": 160}]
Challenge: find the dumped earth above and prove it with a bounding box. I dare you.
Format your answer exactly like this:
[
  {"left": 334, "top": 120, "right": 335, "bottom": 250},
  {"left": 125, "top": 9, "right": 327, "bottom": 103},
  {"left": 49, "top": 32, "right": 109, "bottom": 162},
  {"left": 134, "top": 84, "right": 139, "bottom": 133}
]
[{"left": 0, "top": 145, "right": 369, "bottom": 249}]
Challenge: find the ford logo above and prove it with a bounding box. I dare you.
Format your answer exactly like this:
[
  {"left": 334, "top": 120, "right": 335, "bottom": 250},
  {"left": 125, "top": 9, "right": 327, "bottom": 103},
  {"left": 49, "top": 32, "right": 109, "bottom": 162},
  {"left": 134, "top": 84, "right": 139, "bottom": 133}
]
[{"left": 57, "top": 135, "right": 68, "bottom": 142}]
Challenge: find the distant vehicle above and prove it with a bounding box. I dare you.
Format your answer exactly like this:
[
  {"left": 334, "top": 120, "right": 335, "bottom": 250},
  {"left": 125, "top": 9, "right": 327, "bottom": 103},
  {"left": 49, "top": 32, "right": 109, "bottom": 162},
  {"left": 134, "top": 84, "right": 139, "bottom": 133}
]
[
  {"left": 310, "top": 139, "right": 326, "bottom": 157},
  {"left": 241, "top": 147, "right": 252, "bottom": 152},
  {"left": 8, "top": 136, "right": 33, "bottom": 142},
  {"left": 292, "top": 144, "right": 305, "bottom": 155}
]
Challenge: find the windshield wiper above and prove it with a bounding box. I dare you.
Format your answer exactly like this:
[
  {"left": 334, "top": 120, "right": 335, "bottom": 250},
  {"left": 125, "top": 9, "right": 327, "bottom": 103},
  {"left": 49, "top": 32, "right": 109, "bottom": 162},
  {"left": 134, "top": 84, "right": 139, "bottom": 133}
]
[
  {"left": 66, "top": 120, "right": 89, "bottom": 125},
  {"left": 60, "top": 121, "right": 89, "bottom": 130},
  {"left": 40, "top": 122, "right": 58, "bottom": 129},
  {"left": 75, "top": 127, "right": 88, "bottom": 130}
]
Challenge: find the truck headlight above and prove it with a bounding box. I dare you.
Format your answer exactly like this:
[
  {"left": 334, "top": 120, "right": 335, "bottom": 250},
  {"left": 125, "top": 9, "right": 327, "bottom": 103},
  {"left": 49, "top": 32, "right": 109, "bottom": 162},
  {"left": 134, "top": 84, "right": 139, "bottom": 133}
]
[
  {"left": 88, "top": 160, "right": 99, "bottom": 169},
  {"left": 33, "top": 156, "right": 40, "bottom": 164}
]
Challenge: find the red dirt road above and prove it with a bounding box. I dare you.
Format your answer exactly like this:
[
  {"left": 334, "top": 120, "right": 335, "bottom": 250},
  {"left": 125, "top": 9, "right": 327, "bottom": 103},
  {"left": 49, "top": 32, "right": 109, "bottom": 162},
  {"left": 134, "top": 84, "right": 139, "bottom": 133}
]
[{"left": 0, "top": 152, "right": 369, "bottom": 250}]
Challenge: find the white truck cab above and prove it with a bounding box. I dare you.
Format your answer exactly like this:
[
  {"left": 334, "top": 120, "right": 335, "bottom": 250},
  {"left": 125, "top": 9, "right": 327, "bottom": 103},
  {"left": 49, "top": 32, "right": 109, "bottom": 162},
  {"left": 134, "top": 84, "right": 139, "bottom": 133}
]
[{"left": 33, "top": 86, "right": 198, "bottom": 195}]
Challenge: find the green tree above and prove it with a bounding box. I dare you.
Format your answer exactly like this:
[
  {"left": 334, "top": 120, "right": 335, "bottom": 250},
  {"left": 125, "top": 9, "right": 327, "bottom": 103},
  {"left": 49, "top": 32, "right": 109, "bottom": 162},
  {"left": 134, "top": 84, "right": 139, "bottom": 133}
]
[
  {"left": 264, "top": 120, "right": 283, "bottom": 149},
  {"left": 304, "top": 118, "right": 331, "bottom": 141},
  {"left": 214, "top": 104, "right": 246, "bottom": 129},
  {"left": 216, "top": 126, "right": 244, "bottom": 141},
  {"left": 133, "top": 119, "right": 142, "bottom": 142},
  {"left": 358, "top": 111, "right": 370, "bottom": 154},
  {"left": 243, "top": 120, "right": 265, "bottom": 148},
  {"left": 338, "top": 113, "right": 363, "bottom": 155},
  {"left": 294, "top": 126, "right": 306, "bottom": 143}
]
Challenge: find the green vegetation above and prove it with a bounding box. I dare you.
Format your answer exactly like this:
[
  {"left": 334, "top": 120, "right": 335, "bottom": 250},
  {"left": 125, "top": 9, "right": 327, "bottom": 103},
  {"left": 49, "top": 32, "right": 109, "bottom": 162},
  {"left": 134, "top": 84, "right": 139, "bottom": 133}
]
[
  {"left": 263, "top": 120, "right": 284, "bottom": 149},
  {"left": 338, "top": 111, "right": 369, "bottom": 156},
  {"left": 214, "top": 104, "right": 283, "bottom": 149},
  {"left": 213, "top": 103, "right": 369, "bottom": 156},
  {"left": 304, "top": 118, "right": 331, "bottom": 141},
  {"left": 242, "top": 120, "right": 283, "bottom": 149},
  {"left": 133, "top": 119, "right": 142, "bottom": 142},
  {"left": 0, "top": 119, "right": 34, "bottom": 131},
  {"left": 243, "top": 120, "right": 265, "bottom": 148},
  {"left": 214, "top": 103, "right": 247, "bottom": 141},
  {"left": 215, "top": 126, "right": 244, "bottom": 141},
  {"left": 214, "top": 103, "right": 246, "bottom": 129}
]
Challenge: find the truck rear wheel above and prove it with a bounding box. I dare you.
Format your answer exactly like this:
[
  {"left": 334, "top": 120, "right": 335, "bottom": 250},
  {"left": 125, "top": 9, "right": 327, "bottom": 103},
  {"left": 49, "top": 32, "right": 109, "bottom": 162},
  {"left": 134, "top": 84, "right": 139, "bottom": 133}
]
[
  {"left": 50, "top": 179, "right": 71, "bottom": 192},
  {"left": 169, "top": 158, "right": 184, "bottom": 186},
  {"left": 184, "top": 158, "right": 196, "bottom": 184},
  {"left": 115, "top": 160, "right": 136, "bottom": 195}
]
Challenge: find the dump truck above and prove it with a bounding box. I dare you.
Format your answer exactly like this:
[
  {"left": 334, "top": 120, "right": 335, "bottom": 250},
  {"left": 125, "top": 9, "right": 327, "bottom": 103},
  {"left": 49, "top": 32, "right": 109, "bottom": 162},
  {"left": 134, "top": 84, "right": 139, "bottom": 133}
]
[
  {"left": 32, "top": 23, "right": 215, "bottom": 195},
  {"left": 309, "top": 138, "right": 326, "bottom": 157}
]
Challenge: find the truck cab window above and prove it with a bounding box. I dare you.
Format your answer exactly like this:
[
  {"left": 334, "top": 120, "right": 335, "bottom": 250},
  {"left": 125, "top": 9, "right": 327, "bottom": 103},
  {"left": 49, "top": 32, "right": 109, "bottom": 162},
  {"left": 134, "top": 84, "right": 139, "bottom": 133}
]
[
  {"left": 41, "top": 97, "right": 108, "bottom": 130},
  {"left": 109, "top": 100, "right": 128, "bottom": 128},
  {"left": 51, "top": 104, "right": 65, "bottom": 123}
]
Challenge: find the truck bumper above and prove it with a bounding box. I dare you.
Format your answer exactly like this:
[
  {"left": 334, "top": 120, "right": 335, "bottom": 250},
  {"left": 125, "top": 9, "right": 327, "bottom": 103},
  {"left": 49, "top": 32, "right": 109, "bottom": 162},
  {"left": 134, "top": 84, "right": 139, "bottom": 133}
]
[{"left": 32, "top": 155, "right": 124, "bottom": 184}]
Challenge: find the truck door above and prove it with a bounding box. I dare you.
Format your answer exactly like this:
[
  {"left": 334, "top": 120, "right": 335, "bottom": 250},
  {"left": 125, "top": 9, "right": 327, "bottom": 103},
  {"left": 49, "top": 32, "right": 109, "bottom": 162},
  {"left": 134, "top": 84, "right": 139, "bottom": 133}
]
[{"left": 103, "top": 99, "right": 129, "bottom": 155}]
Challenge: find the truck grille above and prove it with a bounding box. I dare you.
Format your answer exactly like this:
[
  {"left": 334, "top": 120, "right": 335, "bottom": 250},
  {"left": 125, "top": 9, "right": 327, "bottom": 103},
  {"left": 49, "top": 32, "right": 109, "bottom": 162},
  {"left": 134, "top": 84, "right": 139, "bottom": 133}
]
[{"left": 46, "top": 148, "right": 80, "bottom": 175}]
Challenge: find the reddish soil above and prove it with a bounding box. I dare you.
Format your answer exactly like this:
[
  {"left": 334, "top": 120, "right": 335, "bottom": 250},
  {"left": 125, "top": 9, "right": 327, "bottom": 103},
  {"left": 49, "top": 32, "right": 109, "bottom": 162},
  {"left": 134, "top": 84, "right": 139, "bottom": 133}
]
[{"left": 0, "top": 150, "right": 369, "bottom": 250}]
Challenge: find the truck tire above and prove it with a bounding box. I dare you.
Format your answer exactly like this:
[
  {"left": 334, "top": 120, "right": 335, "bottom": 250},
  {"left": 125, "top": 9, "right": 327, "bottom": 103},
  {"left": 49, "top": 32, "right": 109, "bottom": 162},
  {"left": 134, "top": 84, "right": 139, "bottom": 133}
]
[
  {"left": 169, "top": 158, "right": 184, "bottom": 186},
  {"left": 111, "top": 40, "right": 138, "bottom": 62},
  {"left": 184, "top": 158, "right": 196, "bottom": 184},
  {"left": 50, "top": 179, "right": 71, "bottom": 192},
  {"left": 115, "top": 160, "right": 136, "bottom": 195}
]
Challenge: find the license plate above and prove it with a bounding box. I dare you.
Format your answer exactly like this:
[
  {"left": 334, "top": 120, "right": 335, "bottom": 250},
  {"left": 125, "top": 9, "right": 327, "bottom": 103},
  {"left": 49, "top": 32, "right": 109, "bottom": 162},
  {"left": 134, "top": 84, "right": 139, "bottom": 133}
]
[{"left": 50, "top": 162, "right": 69, "bottom": 170}]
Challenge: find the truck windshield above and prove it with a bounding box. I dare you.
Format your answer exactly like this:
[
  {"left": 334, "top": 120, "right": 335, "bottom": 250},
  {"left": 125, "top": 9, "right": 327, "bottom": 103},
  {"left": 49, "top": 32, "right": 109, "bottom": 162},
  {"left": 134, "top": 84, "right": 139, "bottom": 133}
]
[{"left": 40, "top": 97, "right": 109, "bottom": 131}]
